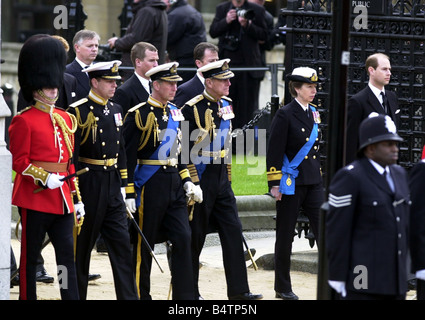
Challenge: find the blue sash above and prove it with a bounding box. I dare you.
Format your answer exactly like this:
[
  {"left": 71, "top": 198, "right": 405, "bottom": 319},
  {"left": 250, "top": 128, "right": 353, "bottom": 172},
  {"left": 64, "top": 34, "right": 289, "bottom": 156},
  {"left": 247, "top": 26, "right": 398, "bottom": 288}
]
[
  {"left": 279, "top": 105, "right": 318, "bottom": 195},
  {"left": 134, "top": 104, "right": 179, "bottom": 206},
  {"left": 195, "top": 99, "right": 231, "bottom": 181}
]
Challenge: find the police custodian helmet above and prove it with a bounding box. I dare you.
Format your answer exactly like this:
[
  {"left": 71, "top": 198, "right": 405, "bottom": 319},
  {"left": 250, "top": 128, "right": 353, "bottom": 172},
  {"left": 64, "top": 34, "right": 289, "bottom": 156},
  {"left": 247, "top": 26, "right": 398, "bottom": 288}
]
[
  {"left": 358, "top": 112, "right": 403, "bottom": 153},
  {"left": 18, "top": 34, "right": 67, "bottom": 102}
]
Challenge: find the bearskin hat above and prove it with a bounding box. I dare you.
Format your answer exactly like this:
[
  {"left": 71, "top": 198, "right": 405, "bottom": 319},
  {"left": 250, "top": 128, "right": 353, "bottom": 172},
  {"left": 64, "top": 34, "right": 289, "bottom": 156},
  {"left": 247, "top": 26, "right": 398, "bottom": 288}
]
[{"left": 18, "top": 34, "right": 67, "bottom": 102}]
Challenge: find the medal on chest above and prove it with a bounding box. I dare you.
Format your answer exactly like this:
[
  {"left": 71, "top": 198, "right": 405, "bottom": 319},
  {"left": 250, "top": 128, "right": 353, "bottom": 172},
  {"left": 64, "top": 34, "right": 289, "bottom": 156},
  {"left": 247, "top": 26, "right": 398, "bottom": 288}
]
[
  {"left": 218, "top": 102, "right": 235, "bottom": 121},
  {"left": 103, "top": 105, "right": 110, "bottom": 116},
  {"left": 170, "top": 108, "right": 185, "bottom": 121},
  {"left": 114, "top": 113, "right": 123, "bottom": 126},
  {"left": 312, "top": 110, "right": 321, "bottom": 124}
]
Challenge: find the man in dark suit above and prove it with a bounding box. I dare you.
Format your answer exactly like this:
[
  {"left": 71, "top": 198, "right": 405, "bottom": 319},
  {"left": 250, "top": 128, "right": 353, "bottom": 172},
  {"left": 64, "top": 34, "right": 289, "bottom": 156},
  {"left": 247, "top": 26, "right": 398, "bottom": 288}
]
[
  {"left": 346, "top": 53, "right": 400, "bottom": 164},
  {"left": 65, "top": 30, "right": 100, "bottom": 100},
  {"left": 409, "top": 159, "right": 425, "bottom": 300},
  {"left": 327, "top": 113, "right": 410, "bottom": 300},
  {"left": 112, "top": 42, "right": 158, "bottom": 115},
  {"left": 209, "top": 0, "right": 268, "bottom": 129},
  {"left": 173, "top": 42, "right": 219, "bottom": 108}
]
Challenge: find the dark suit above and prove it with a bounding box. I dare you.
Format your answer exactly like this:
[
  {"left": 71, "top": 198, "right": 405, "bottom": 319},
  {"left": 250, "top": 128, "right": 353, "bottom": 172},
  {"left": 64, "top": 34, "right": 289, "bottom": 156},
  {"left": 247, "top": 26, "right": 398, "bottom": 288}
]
[
  {"left": 209, "top": 1, "right": 268, "bottom": 129},
  {"left": 346, "top": 85, "right": 400, "bottom": 164},
  {"left": 409, "top": 160, "right": 425, "bottom": 300},
  {"left": 327, "top": 157, "right": 410, "bottom": 298},
  {"left": 173, "top": 74, "right": 204, "bottom": 108},
  {"left": 266, "top": 99, "right": 323, "bottom": 294},
  {"left": 112, "top": 73, "right": 149, "bottom": 115},
  {"left": 17, "top": 73, "right": 78, "bottom": 111},
  {"left": 65, "top": 60, "right": 91, "bottom": 100}
]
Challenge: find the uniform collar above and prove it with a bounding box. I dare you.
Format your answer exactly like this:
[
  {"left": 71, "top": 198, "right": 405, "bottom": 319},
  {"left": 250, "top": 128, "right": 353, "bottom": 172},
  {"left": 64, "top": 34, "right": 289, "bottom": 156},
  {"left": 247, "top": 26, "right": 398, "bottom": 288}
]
[
  {"left": 148, "top": 95, "right": 167, "bottom": 109},
  {"left": 203, "top": 90, "right": 219, "bottom": 103},
  {"left": 88, "top": 90, "right": 108, "bottom": 106},
  {"left": 33, "top": 99, "right": 54, "bottom": 114}
]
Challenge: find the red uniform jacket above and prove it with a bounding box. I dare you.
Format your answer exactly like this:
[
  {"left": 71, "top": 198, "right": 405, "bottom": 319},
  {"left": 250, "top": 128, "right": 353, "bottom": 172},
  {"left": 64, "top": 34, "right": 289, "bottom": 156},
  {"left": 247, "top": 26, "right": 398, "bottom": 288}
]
[{"left": 9, "top": 102, "right": 77, "bottom": 215}]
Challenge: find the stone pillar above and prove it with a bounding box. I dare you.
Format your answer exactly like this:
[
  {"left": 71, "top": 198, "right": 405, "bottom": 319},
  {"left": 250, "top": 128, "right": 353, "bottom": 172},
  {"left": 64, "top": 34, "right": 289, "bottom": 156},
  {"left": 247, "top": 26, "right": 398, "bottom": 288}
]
[{"left": 0, "top": 0, "right": 12, "bottom": 300}]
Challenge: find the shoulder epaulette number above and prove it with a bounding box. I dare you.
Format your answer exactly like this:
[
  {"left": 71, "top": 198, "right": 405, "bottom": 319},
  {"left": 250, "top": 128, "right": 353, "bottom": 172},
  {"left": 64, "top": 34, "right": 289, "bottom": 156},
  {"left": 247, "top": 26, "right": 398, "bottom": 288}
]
[{"left": 69, "top": 98, "right": 88, "bottom": 108}]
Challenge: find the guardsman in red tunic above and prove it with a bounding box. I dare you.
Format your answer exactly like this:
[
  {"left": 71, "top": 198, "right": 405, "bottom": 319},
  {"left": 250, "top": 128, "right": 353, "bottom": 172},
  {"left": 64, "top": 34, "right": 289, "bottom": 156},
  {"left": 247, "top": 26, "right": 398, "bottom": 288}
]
[{"left": 9, "top": 34, "right": 84, "bottom": 300}]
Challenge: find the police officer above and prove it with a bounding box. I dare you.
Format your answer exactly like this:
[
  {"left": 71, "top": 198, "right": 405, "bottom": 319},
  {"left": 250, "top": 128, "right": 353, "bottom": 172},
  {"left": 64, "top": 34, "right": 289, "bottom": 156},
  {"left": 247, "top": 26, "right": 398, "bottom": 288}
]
[
  {"left": 9, "top": 34, "right": 83, "bottom": 300},
  {"left": 181, "top": 59, "right": 263, "bottom": 300},
  {"left": 326, "top": 113, "right": 410, "bottom": 300},
  {"left": 123, "top": 62, "right": 201, "bottom": 300},
  {"left": 67, "top": 60, "right": 138, "bottom": 300},
  {"left": 266, "top": 67, "right": 323, "bottom": 300}
]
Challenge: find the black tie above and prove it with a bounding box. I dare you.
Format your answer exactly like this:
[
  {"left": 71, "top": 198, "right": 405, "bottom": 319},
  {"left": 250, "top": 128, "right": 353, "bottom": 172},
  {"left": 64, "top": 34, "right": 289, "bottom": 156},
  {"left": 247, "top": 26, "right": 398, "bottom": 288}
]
[
  {"left": 148, "top": 81, "right": 153, "bottom": 94},
  {"left": 306, "top": 108, "right": 309, "bottom": 118},
  {"left": 383, "top": 170, "right": 394, "bottom": 193},
  {"left": 381, "top": 91, "right": 388, "bottom": 114}
]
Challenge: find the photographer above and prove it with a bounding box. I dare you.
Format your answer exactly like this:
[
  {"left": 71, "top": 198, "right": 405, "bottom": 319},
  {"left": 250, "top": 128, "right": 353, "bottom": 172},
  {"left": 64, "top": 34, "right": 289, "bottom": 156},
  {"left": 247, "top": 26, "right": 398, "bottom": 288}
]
[{"left": 209, "top": 0, "right": 268, "bottom": 130}]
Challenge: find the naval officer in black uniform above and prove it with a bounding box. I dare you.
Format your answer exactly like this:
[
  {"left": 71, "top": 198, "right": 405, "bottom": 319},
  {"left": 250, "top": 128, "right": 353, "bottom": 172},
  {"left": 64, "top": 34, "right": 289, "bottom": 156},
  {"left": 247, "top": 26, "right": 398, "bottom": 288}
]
[
  {"left": 326, "top": 113, "right": 410, "bottom": 300},
  {"left": 181, "top": 59, "right": 263, "bottom": 300},
  {"left": 123, "top": 62, "right": 202, "bottom": 300},
  {"left": 67, "top": 60, "right": 138, "bottom": 300},
  {"left": 266, "top": 67, "right": 323, "bottom": 300}
]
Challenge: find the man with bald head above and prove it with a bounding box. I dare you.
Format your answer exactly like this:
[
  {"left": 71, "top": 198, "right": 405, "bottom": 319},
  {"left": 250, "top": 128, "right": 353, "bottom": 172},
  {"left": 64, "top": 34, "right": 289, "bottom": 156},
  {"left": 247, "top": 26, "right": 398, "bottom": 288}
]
[{"left": 345, "top": 53, "right": 401, "bottom": 164}]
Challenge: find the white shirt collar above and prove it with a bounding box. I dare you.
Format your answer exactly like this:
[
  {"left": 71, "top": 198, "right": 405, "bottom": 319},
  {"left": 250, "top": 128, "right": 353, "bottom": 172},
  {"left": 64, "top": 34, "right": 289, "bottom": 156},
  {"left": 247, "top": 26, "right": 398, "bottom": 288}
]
[
  {"left": 134, "top": 71, "right": 151, "bottom": 94},
  {"left": 368, "top": 82, "right": 385, "bottom": 103},
  {"left": 196, "top": 72, "right": 205, "bottom": 86},
  {"left": 75, "top": 57, "right": 92, "bottom": 69},
  {"left": 368, "top": 158, "right": 389, "bottom": 175},
  {"left": 294, "top": 98, "right": 309, "bottom": 112}
]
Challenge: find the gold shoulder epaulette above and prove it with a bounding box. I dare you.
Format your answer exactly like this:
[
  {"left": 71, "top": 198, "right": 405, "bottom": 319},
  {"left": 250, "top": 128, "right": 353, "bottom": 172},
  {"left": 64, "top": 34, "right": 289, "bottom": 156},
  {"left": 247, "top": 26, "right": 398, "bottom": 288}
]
[
  {"left": 185, "top": 94, "right": 204, "bottom": 107},
  {"left": 69, "top": 98, "right": 88, "bottom": 108},
  {"left": 17, "top": 106, "right": 31, "bottom": 115},
  {"left": 128, "top": 102, "right": 146, "bottom": 113},
  {"left": 221, "top": 96, "right": 233, "bottom": 103}
]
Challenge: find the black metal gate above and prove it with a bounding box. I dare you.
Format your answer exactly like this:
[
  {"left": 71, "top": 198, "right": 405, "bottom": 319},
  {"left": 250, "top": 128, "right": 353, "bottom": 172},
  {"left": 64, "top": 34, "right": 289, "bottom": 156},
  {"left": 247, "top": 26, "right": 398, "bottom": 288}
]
[{"left": 282, "top": 0, "right": 425, "bottom": 173}]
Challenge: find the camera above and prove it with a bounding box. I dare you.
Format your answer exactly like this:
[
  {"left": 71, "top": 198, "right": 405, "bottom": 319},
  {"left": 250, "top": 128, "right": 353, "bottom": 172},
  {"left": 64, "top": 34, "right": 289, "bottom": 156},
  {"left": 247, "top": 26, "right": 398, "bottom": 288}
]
[{"left": 236, "top": 8, "right": 255, "bottom": 20}]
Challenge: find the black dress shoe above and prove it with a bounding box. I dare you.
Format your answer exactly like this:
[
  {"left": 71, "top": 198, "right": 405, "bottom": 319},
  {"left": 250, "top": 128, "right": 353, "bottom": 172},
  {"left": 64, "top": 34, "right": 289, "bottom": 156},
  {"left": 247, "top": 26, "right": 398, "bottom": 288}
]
[
  {"left": 229, "top": 292, "right": 263, "bottom": 300},
  {"left": 275, "top": 291, "right": 299, "bottom": 300},
  {"left": 88, "top": 273, "right": 101, "bottom": 282},
  {"left": 36, "top": 269, "right": 54, "bottom": 283}
]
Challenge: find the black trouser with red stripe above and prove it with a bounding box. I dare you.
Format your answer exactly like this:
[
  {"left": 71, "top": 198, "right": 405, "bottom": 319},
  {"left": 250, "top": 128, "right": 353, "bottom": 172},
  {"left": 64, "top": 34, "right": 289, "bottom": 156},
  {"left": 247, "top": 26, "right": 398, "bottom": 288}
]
[{"left": 19, "top": 208, "right": 79, "bottom": 300}]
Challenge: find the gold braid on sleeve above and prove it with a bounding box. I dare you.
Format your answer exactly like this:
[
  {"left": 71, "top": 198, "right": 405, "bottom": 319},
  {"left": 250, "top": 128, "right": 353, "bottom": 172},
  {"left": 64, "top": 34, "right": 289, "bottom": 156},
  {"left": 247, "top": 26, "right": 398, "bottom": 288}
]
[
  {"left": 74, "top": 107, "right": 98, "bottom": 145},
  {"left": 134, "top": 109, "right": 158, "bottom": 150}
]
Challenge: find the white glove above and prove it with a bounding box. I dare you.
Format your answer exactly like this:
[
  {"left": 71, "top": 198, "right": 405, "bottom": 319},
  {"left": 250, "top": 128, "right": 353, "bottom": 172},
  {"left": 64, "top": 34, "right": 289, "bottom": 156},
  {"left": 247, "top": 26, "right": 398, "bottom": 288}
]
[
  {"left": 74, "top": 202, "right": 85, "bottom": 220},
  {"left": 416, "top": 269, "right": 425, "bottom": 281},
  {"left": 121, "top": 187, "right": 126, "bottom": 201},
  {"left": 192, "top": 184, "right": 203, "bottom": 203},
  {"left": 46, "top": 173, "right": 65, "bottom": 189},
  {"left": 126, "top": 198, "right": 137, "bottom": 213},
  {"left": 328, "top": 280, "right": 346, "bottom": 297}
]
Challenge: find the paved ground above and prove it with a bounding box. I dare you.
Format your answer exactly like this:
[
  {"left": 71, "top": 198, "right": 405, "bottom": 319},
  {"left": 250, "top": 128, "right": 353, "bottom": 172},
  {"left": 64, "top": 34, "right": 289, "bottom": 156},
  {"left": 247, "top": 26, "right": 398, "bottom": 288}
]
[{"left": 10, "top": 231, "right": 319, "bottom": 300}]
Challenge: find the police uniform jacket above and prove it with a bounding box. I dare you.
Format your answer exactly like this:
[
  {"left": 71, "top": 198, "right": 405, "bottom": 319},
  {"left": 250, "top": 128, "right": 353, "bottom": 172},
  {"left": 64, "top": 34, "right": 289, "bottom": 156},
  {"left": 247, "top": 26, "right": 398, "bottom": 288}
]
[
  {"left": 9, "top": 102, "right": 78, "bottom": 214},
  {"left": 181, "top": 92, "right": 233, "bottom": 183},
  {"left": 123, "top": 96, "right": 191, "bottom": 199},
  {"left": 67, "top": 91, "right": 128, "bottom": 185},
  {"left": 326, "top": 157, "right": 410, "bottom": 295},
  {"left": 346, "top": 86, "right": 400, "bottom": 164},
  {"left": 266, "top": 99, "right": 322, "bottom": 188},
  {"left": 409, "top": 160, "right": 425, "bottom": 273}
]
